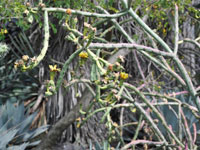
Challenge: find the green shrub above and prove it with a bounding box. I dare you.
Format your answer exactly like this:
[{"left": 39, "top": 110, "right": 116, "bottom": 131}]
[{"left": 0, "top": 101, "right": 48, "bottom": 149}]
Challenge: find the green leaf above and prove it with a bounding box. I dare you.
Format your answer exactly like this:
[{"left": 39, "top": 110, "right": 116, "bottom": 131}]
[
  {"left": 50, "top": 23, "right": 57, "bottom": 34},
  {"left": 0, "top": 102, "right": 48, "bottom": 148},
  {"left": 7, "top": 143, "right": 29, "bottom": 150},
  {"left": 0, "top": 129, "right": 18, "bottom": 148}
]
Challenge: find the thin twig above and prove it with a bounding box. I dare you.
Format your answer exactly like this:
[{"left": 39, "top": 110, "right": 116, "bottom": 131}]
[
  {"left": 132, "top": 115, "right": 143, "bottom": 150},
  {"left": 180, "top": 108, "right": 193, "bottom": 149},
  {"left": 123, "top": 87, "right": 168, "bottom": 145},
  {"left": 193, "top": 123, "right": 197, "bottom": 145},
  {"left": 124, "top": 83, "right": 184, "bottom": 148},
  {"left": 178, "top": 38, "right": 200, "bottom": 49},
  {"left": 121, "top": 140, "right": 164, "bottom": 150}
]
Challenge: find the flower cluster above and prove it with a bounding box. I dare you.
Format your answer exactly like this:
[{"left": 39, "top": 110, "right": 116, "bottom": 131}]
[
  {"left": 45, "top": 80, "right": 56, "bottom": 96},
  {"left": 45, "top": 65, "right": 61, "bottom": 96},
  {"left": 14, "top": 55, "right": 37, "bottom": 71},
  {"left": 84, "top": 22, "right": 96, "bottom": 32},
  {"left": 0, "top": 29, "right": 8, "bottom": 35},
  {"left": 49, "top": 65, "right": 60, "bottom": 80}
]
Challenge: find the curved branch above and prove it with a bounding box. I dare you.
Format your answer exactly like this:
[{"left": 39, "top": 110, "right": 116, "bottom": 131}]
[{"left": 27, "top": 10, "right": 49, "bottom": 69}]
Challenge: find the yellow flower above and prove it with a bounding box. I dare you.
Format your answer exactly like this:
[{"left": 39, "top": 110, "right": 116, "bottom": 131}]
[
  {"left": 84, "top": 22, "right": 91, "bottom": 28},
  {"left": 163, "top": 28, "right": 166, "bottom": 34},
  {"left": 120, "top": 72, "right": 128, "bottom": 80},
  {"left": 113, "top": 122, "right": 118, "bottom": 127},
  {"left": 76, "top": 117, "right": 81, "bottom": 121},
  {"left": 14, "top": 62, "right": 19, "bottom": 69},
  {"left": 31, "top": 56, "right": 37, "bottom": 63},
  {"left": 22, "top": 55, "right": 29, "bottom": 62},
  {"left": 79, "top": 52, "right": 88, "bottom": 59},
  {"left": 18, "top": 59, "right": 24, "bottom": 65},
  {"left": 118, "top": 55, "right": 125, "bottom": 62},
  {"left": 4, "top": 29, "right": 8, "bottom": 34},
  {"left": 131, "top": 108, "right": 137, "bottom": 113},
  {"left": 49, "top": 65, "right": 61, "bottom": 72},
  {"left": 77, "top": 123, "right": 81, "bottom": 128}
]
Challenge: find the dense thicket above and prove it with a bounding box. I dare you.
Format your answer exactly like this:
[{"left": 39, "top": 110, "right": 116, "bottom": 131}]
[{"left": 0, "top": 0, "right": 200, "bottom": 150}]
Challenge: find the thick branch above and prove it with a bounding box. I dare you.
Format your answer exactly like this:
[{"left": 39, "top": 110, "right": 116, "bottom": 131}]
[
  {"left": 88, "top": 43, "right": 175, "bottom": 57},
  {"left": 27, "top": 10, "right": 49, "bottom": 70},
  {"left": 33, "top": 88, "right": 94, "bottom": 150}
]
